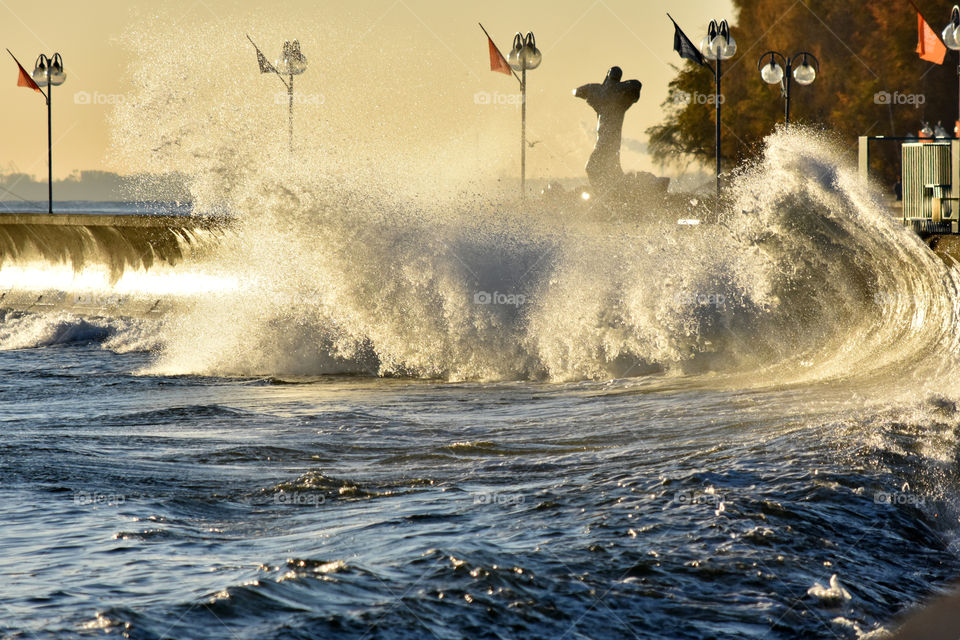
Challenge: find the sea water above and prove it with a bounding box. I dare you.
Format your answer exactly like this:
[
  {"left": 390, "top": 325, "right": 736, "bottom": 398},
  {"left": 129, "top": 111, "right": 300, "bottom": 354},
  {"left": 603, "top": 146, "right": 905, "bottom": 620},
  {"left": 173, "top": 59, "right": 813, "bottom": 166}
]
[{"left": 3, "top": 127, "right": 960, "bottom": 639}]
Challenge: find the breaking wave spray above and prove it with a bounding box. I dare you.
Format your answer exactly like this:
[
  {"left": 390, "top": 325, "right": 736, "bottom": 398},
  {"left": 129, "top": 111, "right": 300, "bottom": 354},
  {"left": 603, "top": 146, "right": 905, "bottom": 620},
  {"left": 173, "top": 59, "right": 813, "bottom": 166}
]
[{"left": 102, "top": 14, "right": 960, "bottom": 389}]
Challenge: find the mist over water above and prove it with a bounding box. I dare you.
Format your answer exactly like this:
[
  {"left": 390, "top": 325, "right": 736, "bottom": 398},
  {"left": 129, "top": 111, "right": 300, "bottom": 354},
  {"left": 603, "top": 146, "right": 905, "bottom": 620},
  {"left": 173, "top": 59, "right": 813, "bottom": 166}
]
[
  {"left": 123, "top": 123, "right": 960, "bottom": 387},
  {"left": 21, "top": 14, "right": 922, "bottom": 387}
]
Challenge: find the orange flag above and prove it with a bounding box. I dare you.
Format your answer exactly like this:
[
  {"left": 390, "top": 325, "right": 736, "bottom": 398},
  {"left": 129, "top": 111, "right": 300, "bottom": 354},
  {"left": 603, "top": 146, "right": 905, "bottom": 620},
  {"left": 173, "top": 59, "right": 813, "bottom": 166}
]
[
  {"left": 6, "top": 49, "right": 41, "bottom": 93},
  {"left": 487, "top": 36, "right": 511, "bottom": 75},
  {"left": 917, "top": 12, "right": 947, "bottom": 64}
]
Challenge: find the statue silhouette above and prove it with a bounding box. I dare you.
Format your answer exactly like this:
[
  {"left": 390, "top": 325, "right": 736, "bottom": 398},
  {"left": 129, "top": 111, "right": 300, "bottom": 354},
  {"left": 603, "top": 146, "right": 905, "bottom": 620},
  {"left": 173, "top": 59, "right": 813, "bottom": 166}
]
[{"left": 574, "top": 67, "right": 641, "bottom": 193}]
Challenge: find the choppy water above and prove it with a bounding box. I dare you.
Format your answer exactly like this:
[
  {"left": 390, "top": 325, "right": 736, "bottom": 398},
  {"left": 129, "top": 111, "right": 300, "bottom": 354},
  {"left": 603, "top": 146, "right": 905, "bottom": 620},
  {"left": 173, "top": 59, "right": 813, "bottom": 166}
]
[{"left": 3, "top": 329, "right": 960, "bottom": 639}]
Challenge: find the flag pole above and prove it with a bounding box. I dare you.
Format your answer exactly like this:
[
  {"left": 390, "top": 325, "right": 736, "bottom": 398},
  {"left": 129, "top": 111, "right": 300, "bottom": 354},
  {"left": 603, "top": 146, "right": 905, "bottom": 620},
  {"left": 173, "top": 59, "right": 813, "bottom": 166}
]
[
  {"left": 7, "top": 49, "right": 51, "bottom": 212},
  {"left": 907, "top": 1, "right": 956, "bottom": 134},
  {"left": 246, "top": 35, "right": 290, "bottom": 90},
  {"left": 478, "top": 24, "right": 526, "bottom": 200},
  {"left": 666, "top": 14, "right": 719, "bottom": 201},
  {"left": 246, "top": 34, "right": 297, "bottom": 152},
  {"left": 478, "top": 24, "right": 521, "bottom": 85}
]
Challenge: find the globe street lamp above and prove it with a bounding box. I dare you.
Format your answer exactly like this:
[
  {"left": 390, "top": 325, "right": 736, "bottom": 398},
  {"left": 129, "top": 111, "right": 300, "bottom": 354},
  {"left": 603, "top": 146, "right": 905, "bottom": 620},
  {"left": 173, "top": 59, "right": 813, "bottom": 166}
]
[
  {"left": 32, "top": 53, "right": 66, "bottom": 214},
  {"left": 757, "top": 51, "right": 819, "bottom": 127},
  {"left": 699, "top": 20, "right": 736, "bottom": 197},
  {"left": 507, "top": 32, "right": 541, "bottom": 199},
  {"left": 247, "top": 36, "right": 308, "bottom": 151},
  {"left": 942, "top": 6, "right": 960, "bottom": 136}
]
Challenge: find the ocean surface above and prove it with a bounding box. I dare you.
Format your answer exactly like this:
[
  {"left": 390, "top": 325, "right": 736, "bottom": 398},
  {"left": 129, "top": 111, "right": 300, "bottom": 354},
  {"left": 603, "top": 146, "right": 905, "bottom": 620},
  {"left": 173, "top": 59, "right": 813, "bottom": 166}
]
[{"left": 4, "top": 131, "right": 960, "bottom": 639}]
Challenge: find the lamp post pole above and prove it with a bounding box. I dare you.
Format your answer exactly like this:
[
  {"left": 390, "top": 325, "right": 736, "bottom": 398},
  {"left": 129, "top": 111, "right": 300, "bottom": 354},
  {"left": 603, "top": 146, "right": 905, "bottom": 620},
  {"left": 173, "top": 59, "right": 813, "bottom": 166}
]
[
  {"left": 508, "top": 32, "right": 541, "bottom": 201},
  {"left": 700, "top": 20, "right": 736, "bottom": 200},
  {"left": 46, "top": 79, "right": 52, "bottom": 214},
  {"left": 32, "top": 53, "right": 65, "bottom": 214},
  {"left": 521, "top": 64, "right": 527, "bottom": 198},
  {"left": 758, "top": 51, "right": 819, "bottom": 129},
  {"left": 288, "top": 72, "right": 294, "bottom": 151},
  {"left": 943, "top": 6, "right": 960, "bottom": 135},
  {"left": 248, "top": 36, "right": 307, "bottom": 152},
  {"left": 784, "top": 59, "right": 790, "bottom": 124},
  {"left": 7, "top": 50, "right": 63, "bottom": 213},
  {"left": 715, "top": 57, "right": 721, "bottom": 196}
]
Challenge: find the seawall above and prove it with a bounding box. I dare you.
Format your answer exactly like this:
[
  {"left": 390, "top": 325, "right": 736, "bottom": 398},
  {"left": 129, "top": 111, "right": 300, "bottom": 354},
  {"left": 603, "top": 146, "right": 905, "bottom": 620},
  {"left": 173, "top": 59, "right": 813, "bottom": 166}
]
[{"left": 0, "top": 212, "right": 227, "bottom": 278}]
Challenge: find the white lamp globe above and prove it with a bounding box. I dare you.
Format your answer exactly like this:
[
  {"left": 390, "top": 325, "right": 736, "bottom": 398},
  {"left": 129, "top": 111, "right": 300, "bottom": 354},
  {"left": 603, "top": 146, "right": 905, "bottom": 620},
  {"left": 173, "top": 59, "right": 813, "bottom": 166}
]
[
  {"left": 711, "top": 35, "right": 726, "bottom": 58},
  {"left": 943, "top": 23, "right": 960, "bottom": 50},
  {"left": 721, "top": 35, "right": 737, "bottom": 59},
  {"left": 761, "top": 61, "right": 783, "bottom": 84},
  {"left": 523, "top": 47, "right": 542, "bottom": 70},
  {"left": 507, "top": 48, "right": 521, "bottom": 70},
  {"left": 793, "top": 61, "right": 816, "bottom": 86},
  {"left": 700, "top": 35, "right": 718, "bottom": 60}
]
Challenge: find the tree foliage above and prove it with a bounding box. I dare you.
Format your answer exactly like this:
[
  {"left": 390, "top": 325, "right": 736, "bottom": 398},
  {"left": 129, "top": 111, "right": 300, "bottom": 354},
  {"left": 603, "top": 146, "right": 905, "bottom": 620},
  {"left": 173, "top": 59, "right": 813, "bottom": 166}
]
[{"left": 648, "top": 0, "right": 960, "bottom": 185}]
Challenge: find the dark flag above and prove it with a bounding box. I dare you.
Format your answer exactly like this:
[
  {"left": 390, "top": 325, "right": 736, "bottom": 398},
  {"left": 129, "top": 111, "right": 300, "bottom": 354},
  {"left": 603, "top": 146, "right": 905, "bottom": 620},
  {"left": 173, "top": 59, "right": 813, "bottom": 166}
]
[
  {"left": 246, "top": 34, "right": 278, "bottom": 74},
  {"left": 256, "top": 49, "right": 277, "bottom": 74},
  {"left": 667, "top": 14, "right": 706, "bottom": 67}
]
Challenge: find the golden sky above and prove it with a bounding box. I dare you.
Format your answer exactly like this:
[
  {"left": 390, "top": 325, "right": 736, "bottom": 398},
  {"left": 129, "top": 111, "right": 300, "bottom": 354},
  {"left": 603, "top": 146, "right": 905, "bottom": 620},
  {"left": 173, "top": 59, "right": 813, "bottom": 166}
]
[{"left": 1, "top": 0, "right": 736, "bottom": 182}]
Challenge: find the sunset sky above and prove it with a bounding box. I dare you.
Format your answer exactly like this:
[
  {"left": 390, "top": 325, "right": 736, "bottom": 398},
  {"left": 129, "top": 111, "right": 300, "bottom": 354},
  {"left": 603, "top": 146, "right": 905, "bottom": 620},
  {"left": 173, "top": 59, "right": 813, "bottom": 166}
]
[{"left": 1, "top": 0, "right": 736, "bottom": 186}]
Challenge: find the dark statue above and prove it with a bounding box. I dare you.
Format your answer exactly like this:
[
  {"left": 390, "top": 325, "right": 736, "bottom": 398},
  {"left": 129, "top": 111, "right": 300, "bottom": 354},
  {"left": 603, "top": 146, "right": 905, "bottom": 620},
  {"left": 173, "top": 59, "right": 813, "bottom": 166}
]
[{"left": 574, "top": 67, "right": 642, "bottom": 193}]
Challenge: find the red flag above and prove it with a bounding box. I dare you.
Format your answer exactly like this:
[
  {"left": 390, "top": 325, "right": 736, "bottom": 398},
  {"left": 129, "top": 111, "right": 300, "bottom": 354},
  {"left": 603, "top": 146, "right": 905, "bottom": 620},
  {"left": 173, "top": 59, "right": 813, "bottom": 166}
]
[
  {"left": 917, "top": 12, "right": 947, "bottom": 64},
  {"left": 487, "top": 36, "right": 511, "bottom": 75},
  {"left": 6, "top": 49, "right": 41, "bottom": 93}
]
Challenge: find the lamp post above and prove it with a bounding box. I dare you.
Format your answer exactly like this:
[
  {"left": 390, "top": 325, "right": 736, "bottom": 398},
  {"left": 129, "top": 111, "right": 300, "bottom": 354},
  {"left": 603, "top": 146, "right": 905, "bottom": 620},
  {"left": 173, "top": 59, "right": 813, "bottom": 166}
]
[
  {"left": 699, "top": 20, "right": 736, "bottom": 197},
  {"left": 247, "top": 36, "right": 307, "bottom": 151},
  {"left": 507, "top": 32, "right": 541, "bottom": 200},
  {"left": 757, "top": 51, "right": 819, "bottom": 127},
  {"left": 942, "top": 6, "right": 960, "bottom": 136},
  {"left": 276, "top": 40, "right": 308, "bottom": 150},
  {"left": 32, "top": 53, "right": 66, "bottom": 214}
]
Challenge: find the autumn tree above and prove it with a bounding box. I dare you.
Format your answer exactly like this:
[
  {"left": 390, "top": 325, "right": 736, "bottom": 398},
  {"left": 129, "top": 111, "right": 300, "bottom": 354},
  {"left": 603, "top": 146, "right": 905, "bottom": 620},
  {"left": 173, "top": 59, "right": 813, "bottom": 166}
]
[{"left": 648, "top": 0, "right": 959, "bottom": 185}]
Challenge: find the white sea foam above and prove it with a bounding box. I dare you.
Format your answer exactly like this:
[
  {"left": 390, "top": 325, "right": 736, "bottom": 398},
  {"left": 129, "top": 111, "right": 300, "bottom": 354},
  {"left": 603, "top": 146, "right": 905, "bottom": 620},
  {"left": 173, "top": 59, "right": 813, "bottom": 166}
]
[
  {"left": 127, "top": 127, "right": 960, "bottom": 387},
  {"left": 0, "top": 311, "right": 159, "bottom": 352},
  {"left": 4, "top": 123, "right": 958, "bottom": 389},
  {"left": 808, "top": 574, "right": 853, "bottom": 603}
]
